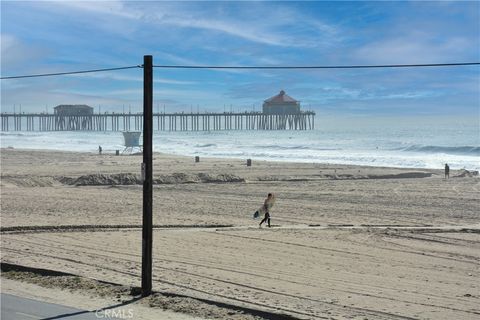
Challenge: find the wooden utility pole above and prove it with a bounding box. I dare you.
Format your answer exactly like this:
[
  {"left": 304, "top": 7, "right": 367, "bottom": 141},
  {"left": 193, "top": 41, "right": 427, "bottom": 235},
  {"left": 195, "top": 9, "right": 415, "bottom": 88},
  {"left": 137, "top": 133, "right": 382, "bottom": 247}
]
[{"left": 142, "top": 55, "right": 153, "bottom": 297}]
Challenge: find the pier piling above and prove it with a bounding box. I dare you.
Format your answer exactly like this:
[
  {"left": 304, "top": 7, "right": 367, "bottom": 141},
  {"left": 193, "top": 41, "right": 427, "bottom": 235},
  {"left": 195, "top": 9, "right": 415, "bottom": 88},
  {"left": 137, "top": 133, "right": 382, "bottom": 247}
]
[{"left": 0, "top": 111, "right": 315, "bottom": 132}]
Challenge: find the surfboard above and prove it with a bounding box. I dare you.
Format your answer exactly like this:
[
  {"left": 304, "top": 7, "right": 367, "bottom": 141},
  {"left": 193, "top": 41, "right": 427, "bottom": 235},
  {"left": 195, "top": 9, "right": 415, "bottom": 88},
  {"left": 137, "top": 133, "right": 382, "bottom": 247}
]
[{"left": 253, "top": 198, "right": 275, "bottom": 218}]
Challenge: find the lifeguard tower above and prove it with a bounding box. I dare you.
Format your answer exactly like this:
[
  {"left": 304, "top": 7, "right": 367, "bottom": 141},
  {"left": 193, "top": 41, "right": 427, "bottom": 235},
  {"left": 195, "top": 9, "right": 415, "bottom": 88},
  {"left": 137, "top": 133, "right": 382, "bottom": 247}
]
[{"left": 122, "top": 131, "right": 142, "bottom": 154}]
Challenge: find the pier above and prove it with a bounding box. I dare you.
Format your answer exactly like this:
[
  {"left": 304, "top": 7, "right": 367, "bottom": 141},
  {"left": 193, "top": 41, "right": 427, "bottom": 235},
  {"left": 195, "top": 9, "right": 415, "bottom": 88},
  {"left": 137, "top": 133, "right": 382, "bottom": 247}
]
[{"left": 0, "top": 111, "right": 315, "bottom": 131}]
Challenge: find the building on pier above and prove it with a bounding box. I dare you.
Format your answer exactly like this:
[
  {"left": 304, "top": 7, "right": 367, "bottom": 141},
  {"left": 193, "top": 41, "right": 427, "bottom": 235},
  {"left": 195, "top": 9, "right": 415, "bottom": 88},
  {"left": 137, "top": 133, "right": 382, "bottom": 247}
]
[
  {"left": 263, "top": 90, "right": 300, "bottom": 114},
  {"left": 54, "top": 104, "right": 93, "bottom": 116},
  {"left": 54, "top": 105, "right": 94, "bottom": 130}
]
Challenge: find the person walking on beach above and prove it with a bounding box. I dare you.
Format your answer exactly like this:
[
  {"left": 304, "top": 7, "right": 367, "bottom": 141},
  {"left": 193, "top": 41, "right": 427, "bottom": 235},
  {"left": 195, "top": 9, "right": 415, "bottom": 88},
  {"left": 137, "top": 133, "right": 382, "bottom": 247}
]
[
  {"left": 98, "top": 145, "right": 102, "bottom": 155},
  {"left": 445, "top": 163, "right": 450, "bottom": 179},
  {"left": 259, "top": 193, "right": 275, "bottom": 228}
]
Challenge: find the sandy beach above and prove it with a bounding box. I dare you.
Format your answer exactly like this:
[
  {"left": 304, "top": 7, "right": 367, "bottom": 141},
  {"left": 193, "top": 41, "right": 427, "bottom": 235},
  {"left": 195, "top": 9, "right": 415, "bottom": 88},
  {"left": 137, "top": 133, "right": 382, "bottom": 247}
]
[{"left": 1, "top": 148, "right": 479, "bottom": 319}]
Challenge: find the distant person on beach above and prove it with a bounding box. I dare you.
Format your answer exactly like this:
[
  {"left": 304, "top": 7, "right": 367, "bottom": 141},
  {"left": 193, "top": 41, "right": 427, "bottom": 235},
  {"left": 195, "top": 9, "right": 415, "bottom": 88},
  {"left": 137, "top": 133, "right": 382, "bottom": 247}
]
[
  {"left": 445, "top": 163, "right": 450, "bottom": 179},
  {"left": 98, "top": 145, "right": 102, "bottom": 155},
  {"left": 258, "top": 193, "right": 275, "bottom": 228}
]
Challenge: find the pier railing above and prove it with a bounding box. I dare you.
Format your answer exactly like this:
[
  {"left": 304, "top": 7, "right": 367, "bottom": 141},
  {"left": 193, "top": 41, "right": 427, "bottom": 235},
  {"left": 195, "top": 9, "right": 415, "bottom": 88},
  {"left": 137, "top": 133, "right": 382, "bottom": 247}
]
[{"left": 0, "top": 111, "right": 315, "bottom": 131}]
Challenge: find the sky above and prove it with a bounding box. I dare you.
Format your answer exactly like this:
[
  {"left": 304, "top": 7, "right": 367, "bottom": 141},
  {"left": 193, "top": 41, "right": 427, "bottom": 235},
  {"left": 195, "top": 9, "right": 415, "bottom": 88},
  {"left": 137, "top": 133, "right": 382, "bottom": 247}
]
[{"left": 1, "top": 0, "right": 479, "bottom": 118}]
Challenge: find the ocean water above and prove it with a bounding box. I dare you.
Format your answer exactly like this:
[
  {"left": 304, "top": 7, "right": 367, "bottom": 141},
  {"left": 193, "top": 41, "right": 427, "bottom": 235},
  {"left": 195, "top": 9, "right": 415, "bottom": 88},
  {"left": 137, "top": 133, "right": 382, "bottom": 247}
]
[{"left": 1, "top": 118, "right": 478, "bottom": 170}]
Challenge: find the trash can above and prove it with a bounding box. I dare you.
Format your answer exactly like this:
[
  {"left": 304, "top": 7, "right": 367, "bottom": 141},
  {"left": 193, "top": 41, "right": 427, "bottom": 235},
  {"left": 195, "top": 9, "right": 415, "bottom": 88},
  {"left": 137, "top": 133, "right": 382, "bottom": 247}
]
[
  {"left": 195, "top": 156, "right": 200, "bottom": 163},
  {"left": 116, "top": 150, "right": 120, "bottom": 156},
  {"left": 247, "top": 159, "right": 252, "bottom": 167}
]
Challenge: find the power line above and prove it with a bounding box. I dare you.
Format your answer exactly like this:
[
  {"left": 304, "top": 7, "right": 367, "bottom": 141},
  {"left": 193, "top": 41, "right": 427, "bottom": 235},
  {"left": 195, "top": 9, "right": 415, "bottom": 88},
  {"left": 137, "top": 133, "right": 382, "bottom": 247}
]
[
  {"left": 1, "top": 62, "right": 478, "bottom": 80},
  {"left": 153, "top": 62, "right": 480, "bottom": 69},
  {"left": 0, "top": 65, "right": 142, "bottom": 80}
]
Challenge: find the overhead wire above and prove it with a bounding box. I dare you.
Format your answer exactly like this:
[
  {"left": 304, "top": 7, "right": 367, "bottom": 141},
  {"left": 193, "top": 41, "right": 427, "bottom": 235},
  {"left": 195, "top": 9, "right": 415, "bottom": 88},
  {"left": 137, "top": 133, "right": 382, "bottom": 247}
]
[
  {"left": 0, "top": 65, "right": 142, "bottom": 80},
  {"left": 1, "top": 62, "right": 478, "bottom": 80},
  {"left": 152, "top": 62, "right": 480, "bottom": 69}
]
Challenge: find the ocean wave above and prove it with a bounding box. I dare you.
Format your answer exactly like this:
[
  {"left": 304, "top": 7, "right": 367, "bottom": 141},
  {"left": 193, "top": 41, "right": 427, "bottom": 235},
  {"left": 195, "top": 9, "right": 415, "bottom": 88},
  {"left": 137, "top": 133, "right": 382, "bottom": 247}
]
[
  {"left": 255, "top": 144, "right": 340, "bottom": 151},
  {"left": 195, "top": 143, "right": 217, "bottom": 148},
  {"left": 400, "top": 145, "right": 480, "bottom": 155},
  {"left": 256, "top": 144, "right": 309, "bottom": 150},
  {"left": 0, "top": 132, "right": 28, "bottom": 137}
]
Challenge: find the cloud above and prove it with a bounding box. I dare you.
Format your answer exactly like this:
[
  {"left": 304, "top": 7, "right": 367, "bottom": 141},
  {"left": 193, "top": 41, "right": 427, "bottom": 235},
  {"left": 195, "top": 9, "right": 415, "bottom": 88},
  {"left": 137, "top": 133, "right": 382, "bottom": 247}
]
[
  {"left": 70, "top": 72, "right": 196, "bottom": 85},
  {"left": 1, "top": 34, "right": 50, "bottom": 72},
  {"left": 52, "top": 0, "right": 135, "bottom": 19},
  {"left": 152, "top": 5, "right": 341, "bottom": 49},
  {"left": 354, "top": 35, "right": 476, "bottom": 64},
  {"left": 349, "top": 2, "right": 479, "bottom": 64},
  {"left": 51, "top": 1, "right": 288, "bottom": 46},
  {"left": 160, "top": 16, "right": 287, "bottom": 47},
  {"left": 51, "top": 1, "right": 340, "bottom": 48},
  {"left": 153, "top": 52, "right": 259, "bottom": 76}
]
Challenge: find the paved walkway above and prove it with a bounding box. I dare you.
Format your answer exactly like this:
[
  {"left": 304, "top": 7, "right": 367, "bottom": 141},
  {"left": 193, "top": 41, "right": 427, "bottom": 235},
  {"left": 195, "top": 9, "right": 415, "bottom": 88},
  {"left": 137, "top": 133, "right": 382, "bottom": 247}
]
[{"left": 1, "top": 293, "right": 119, "bottom": 320}]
